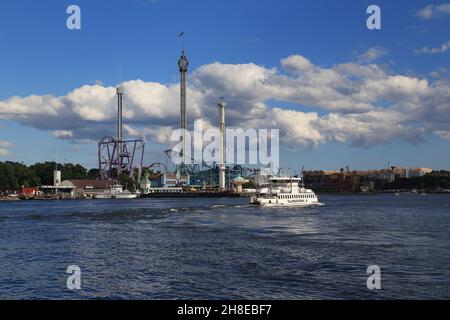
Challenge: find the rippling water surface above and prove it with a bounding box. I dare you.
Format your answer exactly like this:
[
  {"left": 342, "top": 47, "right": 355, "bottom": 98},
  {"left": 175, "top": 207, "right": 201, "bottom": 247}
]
[{"left": 1, "top": 194, "right": 450, "bottom": 299}]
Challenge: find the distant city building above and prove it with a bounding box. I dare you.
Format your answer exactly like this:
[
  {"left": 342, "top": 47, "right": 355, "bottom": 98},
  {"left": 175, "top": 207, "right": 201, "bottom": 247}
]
[
  {"left": 406, "top": 168, "right": 433, "bottom": 178},
  {"left": 304, "top": 166, "right": 434, "bottom": 192}
]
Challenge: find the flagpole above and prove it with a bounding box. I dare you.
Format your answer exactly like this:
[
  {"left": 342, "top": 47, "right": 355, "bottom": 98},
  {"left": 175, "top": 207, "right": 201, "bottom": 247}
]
[{"left": 179, "top": 32, "right": 184, "bottom": 52}]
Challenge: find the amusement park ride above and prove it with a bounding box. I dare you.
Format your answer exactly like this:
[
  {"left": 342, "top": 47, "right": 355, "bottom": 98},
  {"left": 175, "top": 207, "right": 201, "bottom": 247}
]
[
  {"left": 98, "top": 86, "right": 145, "bottom": 181},
  {"left": 97, "top": 34, "right": 259, "bottom": 188}
]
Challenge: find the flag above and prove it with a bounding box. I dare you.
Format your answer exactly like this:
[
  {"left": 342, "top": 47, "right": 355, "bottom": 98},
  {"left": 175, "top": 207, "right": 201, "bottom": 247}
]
[{"left": 179, "top": 32, "right": 184, "bottom": 37}]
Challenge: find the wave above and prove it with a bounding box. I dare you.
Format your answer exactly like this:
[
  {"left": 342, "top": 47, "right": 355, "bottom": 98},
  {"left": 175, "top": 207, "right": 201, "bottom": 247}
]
[{"left": 211, "top": 204, "right": 227, "bottom": 209}]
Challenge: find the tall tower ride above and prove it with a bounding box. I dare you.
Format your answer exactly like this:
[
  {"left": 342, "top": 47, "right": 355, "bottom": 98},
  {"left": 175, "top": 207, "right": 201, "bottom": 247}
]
[
  {"left": 218, "top": 97, "right": 226, "bottom": 190},
  {"left": 116, "top": 85, "right": 124, "bottom": 175},
  {"left": 178, "top": 33, "right": 189, "bottom": 167}
]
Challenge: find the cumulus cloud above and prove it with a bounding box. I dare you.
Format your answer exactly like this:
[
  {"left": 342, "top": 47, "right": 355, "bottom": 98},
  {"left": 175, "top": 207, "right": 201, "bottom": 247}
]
[
  {"left": 0, "top": 141, "right": 13, "bottom": 157},
  {"left": 0, "top": 54, "right": 449, "bottom": 150},
  {"left": 416, "top": 4, "right": 450, "bottom": 20},
  {"left": 281, "top": 55, "right": 314, "bottom": 73},
  {"left": 415, "top": 40, "right": 450, "bottom": 54}
]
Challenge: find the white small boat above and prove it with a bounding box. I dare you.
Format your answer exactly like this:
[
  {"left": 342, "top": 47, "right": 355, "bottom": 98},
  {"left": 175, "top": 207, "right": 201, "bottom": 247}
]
[
  {"left": 115, "top": 190, "right": 138, "bottom": 199},
  {"left": 250, "top": 176, "right": 319, "bottom": 207},
  {"left": 94, "top": 193, "right": 112, "bottom": 199},
  {"left": 95, "top": 184, "right": 138, "bottom": 199}
]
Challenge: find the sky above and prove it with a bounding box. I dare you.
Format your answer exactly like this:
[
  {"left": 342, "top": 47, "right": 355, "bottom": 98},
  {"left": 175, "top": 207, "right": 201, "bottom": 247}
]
[{"left": 0, "top": 0, "right": 449, "bottom": 171}]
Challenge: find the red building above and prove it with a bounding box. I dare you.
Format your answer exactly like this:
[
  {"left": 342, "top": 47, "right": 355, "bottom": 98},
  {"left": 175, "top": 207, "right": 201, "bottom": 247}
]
[{"left": 19, "top": 187, "right": 38, "bottom": 198}]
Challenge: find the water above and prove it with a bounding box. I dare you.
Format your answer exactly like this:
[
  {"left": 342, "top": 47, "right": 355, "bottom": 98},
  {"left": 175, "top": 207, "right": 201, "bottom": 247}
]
[{"left": 0, "top": 194, "right": 450, "bottom": 299}]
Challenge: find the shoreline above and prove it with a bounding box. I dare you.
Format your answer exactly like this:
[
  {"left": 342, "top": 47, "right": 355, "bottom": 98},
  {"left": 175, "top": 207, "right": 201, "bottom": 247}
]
[{"left": 1, "top": 191, "right": 450, "bottom": 202}]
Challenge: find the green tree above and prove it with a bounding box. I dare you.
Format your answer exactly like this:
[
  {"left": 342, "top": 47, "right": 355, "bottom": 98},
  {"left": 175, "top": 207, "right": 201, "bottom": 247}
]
[
  {"left": 30, "top": 162, "right": 60, "bottom": 185},
  {"left": 0, "top": 161, "right": 97, "bottom": 189},
  {"left": 62, "top": 163, "right": 87, "bottom": 180},
  {"left": 118, "top": 174, "right": 137, "bottom": 192},
  {"left": 8, "top": 162, "right": 39, "bottom": 187},
  {"left": 87, "top": 168, "right": 100, "bottom": 179},
  {"left": 0, "top": 162, "right": 18, "bottom": 189}
]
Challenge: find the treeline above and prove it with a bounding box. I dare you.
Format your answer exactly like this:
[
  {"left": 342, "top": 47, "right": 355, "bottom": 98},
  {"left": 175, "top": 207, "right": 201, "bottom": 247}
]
[
  {"left": 0, "top": 161, "right": 99, "bottom": 189},
  {"left": 384, "top": 171, "right": 450, "bottom": 190}
]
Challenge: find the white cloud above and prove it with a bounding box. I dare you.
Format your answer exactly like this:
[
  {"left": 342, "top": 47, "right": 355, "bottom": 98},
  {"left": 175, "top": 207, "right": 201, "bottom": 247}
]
[
  {"left": 416, "top": 5, "right": 435, "bottom": 20},
  {"left": 267, "top": 108, "right": 325, "bottom": 148},
  {"left": 435, "top": 130, "right": 450, "bottom": 140},
  {"left": 416, "top": 4, "right": 450, "bottom": 20},
  {"left": 415, "top": 40, "right": 450, "bottom": 54},
  {"left": 0, "top": 141, "right": 13, "bottom": 157},
  {"left": 281, "top": 55, "right": 314, "bottom": 73},
  {"left": 437, "top": 4, "right": 450, "bottom": 14},
  {"left": 0, "top": 53, "right": 449, "bottom": 150},
  {"left": 314, "top": 110, "right": 425, "bottom": 147},
  {"left": 357, "top": 46, "right": 388, "bottom": 63},
  {"left": 52, "top": 130, "right": 73, "bottom": 139}
]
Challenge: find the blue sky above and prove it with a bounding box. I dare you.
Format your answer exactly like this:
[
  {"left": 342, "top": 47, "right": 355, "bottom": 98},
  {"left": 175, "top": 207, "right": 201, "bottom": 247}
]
[{"left": 0, "top": 0, "right": 449, "bottom": 171}]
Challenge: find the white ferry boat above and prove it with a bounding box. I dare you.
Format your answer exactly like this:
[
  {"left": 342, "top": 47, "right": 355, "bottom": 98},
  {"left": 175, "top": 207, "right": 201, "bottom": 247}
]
[
  {"left": 95, "top": 184, "right": 138, "bottom": 199},
  {"left": 250, "top": 177, "right": 319, "bottom": 207}
]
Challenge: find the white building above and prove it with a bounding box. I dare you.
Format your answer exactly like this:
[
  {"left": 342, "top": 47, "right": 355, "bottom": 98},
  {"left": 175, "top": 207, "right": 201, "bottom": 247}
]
[{"left": 139, "top": 174, "right": 152, "bottom": 194}]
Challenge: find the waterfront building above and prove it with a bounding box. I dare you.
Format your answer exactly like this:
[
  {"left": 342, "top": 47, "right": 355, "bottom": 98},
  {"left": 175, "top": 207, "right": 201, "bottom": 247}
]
[
  {"left": 147, "top": 173, "right": 190, "bottom": 187},
  {"left": 139, "top": 174, "right": 152, "bottom": 194},
  {"left": 40, "top": 179, "right": 113, "bottom": 198},
  {"left": 232, "top": 175, "right": 249, "bottom": 193}
]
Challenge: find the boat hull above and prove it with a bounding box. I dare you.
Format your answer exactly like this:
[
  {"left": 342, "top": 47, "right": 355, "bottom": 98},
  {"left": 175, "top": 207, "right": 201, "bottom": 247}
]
[
  {"left": 251, "top": 198, "right": 319, "bottom": 207},
  {"left": 95, "top": 194, "right": 112, "bottom": 199},
  {"left": 94, "top": 193, "right": 138, "bottom": 199},
  {"left": 115, "top": 194, "right": 138, "bottom": 199}
]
